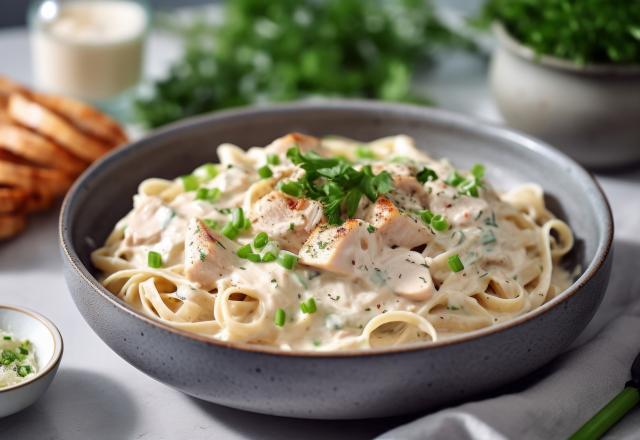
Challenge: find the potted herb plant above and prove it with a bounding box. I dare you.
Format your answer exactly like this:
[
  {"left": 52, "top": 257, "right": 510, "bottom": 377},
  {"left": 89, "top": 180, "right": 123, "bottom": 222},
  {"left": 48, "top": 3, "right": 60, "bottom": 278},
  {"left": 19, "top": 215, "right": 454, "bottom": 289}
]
[{"left": 477, "top": 0, "right": 640, "bottom": 169}]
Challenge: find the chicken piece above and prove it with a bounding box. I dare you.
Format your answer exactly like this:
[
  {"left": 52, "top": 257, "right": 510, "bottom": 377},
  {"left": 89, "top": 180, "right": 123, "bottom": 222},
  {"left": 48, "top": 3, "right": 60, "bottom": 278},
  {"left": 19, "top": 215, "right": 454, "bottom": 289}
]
[
  {"left": 184, "top": 218, "right": 238, "bottom": 290},
  {"left": 387, "top": 175, "right": 430, "bottom": 212},
  {"left": 249, "top": 191, "right": 324, "bottom": 253},
  {"left": 124, "top": 195, "right": 174, "bottom": 246},
  {"left": 375, "top": 248, "right": 435, "bottom": 301},
  {"left": 264, "top": 132, "right": 323, "bottom": 156},
  {"left": 299, "top": 219, "right": 380, "bottom": 276},
  {"left": 365, "top": 197, "right": 433, "bottom": 249},
  {"left": 299, "top": 219, "right": 436, "bottom": 301}
]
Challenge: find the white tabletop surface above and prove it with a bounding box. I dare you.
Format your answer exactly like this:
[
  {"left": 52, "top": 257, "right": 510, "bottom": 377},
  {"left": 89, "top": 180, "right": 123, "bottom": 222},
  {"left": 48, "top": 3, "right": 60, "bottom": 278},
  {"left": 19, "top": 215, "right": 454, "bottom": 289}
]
[{"left": 1, "top": 26, "right": 639, "bottom": 440}]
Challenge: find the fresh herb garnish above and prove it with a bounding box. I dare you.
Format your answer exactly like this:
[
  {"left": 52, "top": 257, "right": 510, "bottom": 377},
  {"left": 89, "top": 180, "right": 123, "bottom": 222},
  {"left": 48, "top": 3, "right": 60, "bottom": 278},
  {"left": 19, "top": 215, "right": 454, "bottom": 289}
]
[
  {"left": 147, "top": 251, "right": 163, "bottom": 268},
  {"left": 448, "top": 254, "right": 464, "bottom": 273},
  {"left": 286, "top": 147, "right": 394, "bottom": 224},
  {"left": 416, "top": 167, "right": 438, "bottom": 183},
  {"left": 300, "top": 297, "right": 317, "bottom": 314},
  {"left": 274, "top": 308, "right": 286, "bottom": 327}
]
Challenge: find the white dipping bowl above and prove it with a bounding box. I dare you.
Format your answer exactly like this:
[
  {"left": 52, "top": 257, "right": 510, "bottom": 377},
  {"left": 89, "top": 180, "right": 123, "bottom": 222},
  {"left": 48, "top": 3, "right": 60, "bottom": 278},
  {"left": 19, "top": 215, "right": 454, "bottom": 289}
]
[{"left": 0, "top": 305, "right": 63, "bottom": 418}]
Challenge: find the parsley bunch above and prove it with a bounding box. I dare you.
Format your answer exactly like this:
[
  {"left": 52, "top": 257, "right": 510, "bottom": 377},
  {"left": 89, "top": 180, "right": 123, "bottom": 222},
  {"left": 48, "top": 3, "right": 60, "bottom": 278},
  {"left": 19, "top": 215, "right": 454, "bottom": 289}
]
[
  {"left": 476, "top": 0, "right": 640, "bottom": 65},
  {"left": 134, "top": 0, "right": 475, "bottom": 128},
  {"left": 284, "top": 147, "right": 393, "bottom": 225}
]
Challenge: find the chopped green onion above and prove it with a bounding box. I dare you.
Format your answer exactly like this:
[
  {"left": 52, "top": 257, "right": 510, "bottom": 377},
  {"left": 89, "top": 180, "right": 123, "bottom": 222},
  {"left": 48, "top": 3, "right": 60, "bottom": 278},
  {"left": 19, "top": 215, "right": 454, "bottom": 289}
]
[
  {"left": 277, "top": 251, "right": 298, "bottom": 270},
  {"left": 431, "top": 214, "right": 449, "bottom": 231},
  {"left": 459, "top": 178, "right": 480, "bottom": 197},
  {"left": 420, "top": 210, "right": 434, "bottom": 225},
  {"left": 355, "top": 145, "right": 376, "bottom": 159},
  {"left": 300, "top": 297, "right": 317, "bottom": 314},
  {"left": 445, "top": 171, "right": 464, "bottom": 187},
  {"left": 416, "top": 167, "right": 438, "bottom": 183},
  {"left": 203, "top": 219, "right": 219, "bottom": 230},
  {"left": 258, "top": 165, "right": 273, "bottom": 179},
  {"left": 262, "top": 252, "right": 277, "bottom": 262},
  {"left": 231, "top": 208, "right": 245, "bottom": 230},
  {"left": 471, "top": 163, "right": 485, "bottom": 179},
  {"left": 2, "top": 336, "right": 10, "bottom": 340},
  {"left": 253, "top": 232, "right": 268, "bottom": 249},
  {"left": 193, "top": 163, "right": 218, "bottom": 181},
  {"left": 147, "top": 251, "right": 162, "bottom": 268},
  {"left": 243, "top": 218, "right": 251, "bottom": 230},
  {"left": 246, "top": 253, "right": 261, "bottom": 263},
  {"left": 221, "top": 222, "right": 239, "bottom": 240},
  {"left": 18, "top": 347, "right": 28, "bottom": 355},
  {"left": 279, "top": 181, "right": 304, "bottom": 197},
  {"left": 237, "top": 244, "right": 252, "bottom": 259},
  {"left": 180, "top": 175, "right": 199, "bottom": 192},
  {"left": 367, "top": 224, "right": 376, "bottom": 233},
  {"left": 17, "top": 365, "right": 31, "bottom": 377},
  {"left": 274, "top": 308, "right": 286, "bottom": 327},
  {"left": 448, "top": 254, "right": 464, "bottom": 272},
  {"left": 267, "top": 154, "right": 280, "bottom": 165}
]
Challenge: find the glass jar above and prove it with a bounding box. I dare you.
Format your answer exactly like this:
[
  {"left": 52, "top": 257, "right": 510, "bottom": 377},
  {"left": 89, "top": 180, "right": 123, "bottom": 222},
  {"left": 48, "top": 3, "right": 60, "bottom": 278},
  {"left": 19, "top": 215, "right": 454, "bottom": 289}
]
[{"left": 28, "top": 0, "right": 150, "bottom": 102}]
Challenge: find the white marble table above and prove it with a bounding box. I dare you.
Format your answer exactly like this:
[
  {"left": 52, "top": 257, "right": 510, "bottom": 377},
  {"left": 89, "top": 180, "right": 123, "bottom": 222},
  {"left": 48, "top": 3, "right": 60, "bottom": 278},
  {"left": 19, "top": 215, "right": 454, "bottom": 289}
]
[{"left": 0, "top": 26, "right": 639, "bottom": 440}]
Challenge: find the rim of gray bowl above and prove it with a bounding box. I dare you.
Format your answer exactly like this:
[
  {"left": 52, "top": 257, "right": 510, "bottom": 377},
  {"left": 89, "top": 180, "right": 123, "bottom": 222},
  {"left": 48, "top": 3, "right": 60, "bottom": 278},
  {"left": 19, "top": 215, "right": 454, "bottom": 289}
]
[
  {"left": 0, "top": 304, "right": 63, "bottom": 393},
  {"left": 493, "top": 22, "right": 640, "bottom": 75},
  {"left": 59, "top": 99, "right": 614, "bottom": 358}
]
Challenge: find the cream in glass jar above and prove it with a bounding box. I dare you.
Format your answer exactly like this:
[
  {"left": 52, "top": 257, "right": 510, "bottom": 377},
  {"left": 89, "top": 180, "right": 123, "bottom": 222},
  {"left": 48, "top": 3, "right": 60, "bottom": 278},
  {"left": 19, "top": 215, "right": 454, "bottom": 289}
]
[{"left": 30, "top": 0, "right": 149, "bottom": 101}]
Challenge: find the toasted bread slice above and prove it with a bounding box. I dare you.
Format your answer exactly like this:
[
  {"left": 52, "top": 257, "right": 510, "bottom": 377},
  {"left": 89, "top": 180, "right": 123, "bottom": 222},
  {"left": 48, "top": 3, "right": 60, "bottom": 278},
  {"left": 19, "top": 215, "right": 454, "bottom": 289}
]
[
  {"left": 32, "top": 92, "right": 128, "bottom": 147},
  {"left": 0, "top": 187, "right": 28, "bottom": 214},
  {"left": 8, "top": 94, "right": 110, "bottom": 162},
  {"left": 0, "top": 159, "right": 72, "bottom": 197},
  {"left": 0, "top": 124, "right": 87, "bottom": 176},
  {"left": 24, "top": 190, "right": 56, "bottom": 213},
  {"left": 0, "top": 214, "right": 26, "bottom": 240}
]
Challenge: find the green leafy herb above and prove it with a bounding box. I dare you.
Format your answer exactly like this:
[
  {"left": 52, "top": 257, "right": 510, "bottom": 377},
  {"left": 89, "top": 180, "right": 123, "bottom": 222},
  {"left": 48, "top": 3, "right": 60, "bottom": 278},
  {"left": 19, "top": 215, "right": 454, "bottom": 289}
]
[
  {"left": 431, "top": 214, "right": 449, "bottom": 231},
  {"left": 448, "top": 254, "right": 464, "bottom": 272},
  {"left": 134, "top": 0, "right": 475, "bottom": 128},
  {"left": 476, "top": 0, "right": 640, "bottom": 65},
  {"left": 180, "top": 175, "right": 199, "bottom": 192},
  {"left": 147, "top": 251, "right": 163, "bottom": 268},
  {"left": 286, "top": 147, "right": 394, "bottom": 225},
  {"left": 258, "top": 165, "right": 273, "bottom": 179},
  {"left": 277, "top": 251, "right": 298, "bottom": 270},
  {"left": 267, "top": 154, "right": 280, "bottom": 166},
  {"left": 274, "top": 308, "right": 286, "bottom": 327},
  {"left": 300, "top": 297, "right": 317, "bottom": 314},
  {"left": 416, "top": 167, "right": 438, "bottom": 183},
  {"left": 221, "top": 222, "right": 240, "bottom": 240},
  {"left": 253, "top": 232, "right": 269, "bottom": 249},
  {"left": 193, "top": 163, "right": 219, "bottom": 181}
]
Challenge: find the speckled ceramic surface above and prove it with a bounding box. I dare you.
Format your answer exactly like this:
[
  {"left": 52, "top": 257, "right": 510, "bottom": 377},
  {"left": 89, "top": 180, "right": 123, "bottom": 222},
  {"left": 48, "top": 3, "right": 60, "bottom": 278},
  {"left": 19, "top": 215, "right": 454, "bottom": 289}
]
[{"left": 59, "top": 101, "right": 613, "bottom": 419}]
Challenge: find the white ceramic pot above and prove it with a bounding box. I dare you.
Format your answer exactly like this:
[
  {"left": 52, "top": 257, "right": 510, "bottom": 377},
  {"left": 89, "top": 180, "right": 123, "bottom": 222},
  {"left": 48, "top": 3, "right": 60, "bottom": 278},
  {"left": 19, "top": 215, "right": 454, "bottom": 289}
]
[{"left": 490, "top": 23, "right": 640, "bottom": 170}]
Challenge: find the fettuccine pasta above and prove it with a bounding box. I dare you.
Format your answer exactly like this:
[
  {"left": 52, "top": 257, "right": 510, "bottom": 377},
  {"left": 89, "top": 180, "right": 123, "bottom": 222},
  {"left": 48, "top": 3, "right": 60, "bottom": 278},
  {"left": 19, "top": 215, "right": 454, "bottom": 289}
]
[{"left": 92, "top": 133, "right": 575, "bottom": 351}]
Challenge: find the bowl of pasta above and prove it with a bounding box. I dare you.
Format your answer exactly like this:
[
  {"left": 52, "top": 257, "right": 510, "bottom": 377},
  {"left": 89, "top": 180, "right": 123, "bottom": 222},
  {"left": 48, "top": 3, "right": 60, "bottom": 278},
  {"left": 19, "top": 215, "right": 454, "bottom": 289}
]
[{"left": 59, "top": 100, "right": 613, "bottom": 419}]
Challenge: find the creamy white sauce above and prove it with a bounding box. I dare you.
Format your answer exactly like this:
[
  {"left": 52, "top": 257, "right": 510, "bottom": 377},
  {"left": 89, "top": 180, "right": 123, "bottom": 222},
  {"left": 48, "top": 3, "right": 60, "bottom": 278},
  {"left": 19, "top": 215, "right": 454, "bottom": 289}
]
[
  {"left": 0, "top": 331, "right": 37, "bottom": 388},
  {"left": 93, "top": 134, "right": 576, "bottom": 351}
]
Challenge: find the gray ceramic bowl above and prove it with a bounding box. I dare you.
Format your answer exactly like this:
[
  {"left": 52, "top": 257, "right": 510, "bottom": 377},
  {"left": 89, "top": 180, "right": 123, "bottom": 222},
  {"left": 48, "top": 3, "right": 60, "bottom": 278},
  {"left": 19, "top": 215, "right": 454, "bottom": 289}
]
[{"left": 59, "top": 101, "right": 613, "bottom": 419}]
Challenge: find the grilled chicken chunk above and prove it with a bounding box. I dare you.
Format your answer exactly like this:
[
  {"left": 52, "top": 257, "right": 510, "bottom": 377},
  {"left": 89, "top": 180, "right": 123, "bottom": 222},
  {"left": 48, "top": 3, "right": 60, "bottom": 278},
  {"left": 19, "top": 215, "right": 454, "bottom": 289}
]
[
  {"left": 364, "top": 197, "right": 433, "bottom": 249},
  {"left": 264, "top": 132, "right": 323, "bottom": 156},
  {"left": 249, "top": 191, "right": 324, "bottom": 253},
  {"left": 124, "top": 195, "right": 174, "bottom": 246},
  {"left": 184, "top": 218, "right": 238, "bottom": 290},
  {"left": 299, "top": 219, "right": 379, "bottom": 276},
  {"left": 300, "top": 219, "right": 435, "bottom": 301}
]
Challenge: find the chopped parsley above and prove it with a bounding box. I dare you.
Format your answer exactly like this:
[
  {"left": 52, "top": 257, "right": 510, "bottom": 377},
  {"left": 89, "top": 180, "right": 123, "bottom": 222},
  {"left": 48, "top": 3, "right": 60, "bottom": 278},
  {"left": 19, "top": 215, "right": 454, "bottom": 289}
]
[{"left": 286, "top": 146, "right": 394, "bottom": 224}]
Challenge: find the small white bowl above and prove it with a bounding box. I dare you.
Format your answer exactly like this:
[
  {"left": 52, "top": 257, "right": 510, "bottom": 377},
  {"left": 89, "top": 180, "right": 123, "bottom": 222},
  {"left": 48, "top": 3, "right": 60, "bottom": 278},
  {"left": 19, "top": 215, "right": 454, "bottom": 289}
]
[{"left": 0, "top": 305, "right": 63, "bottom": 418}]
